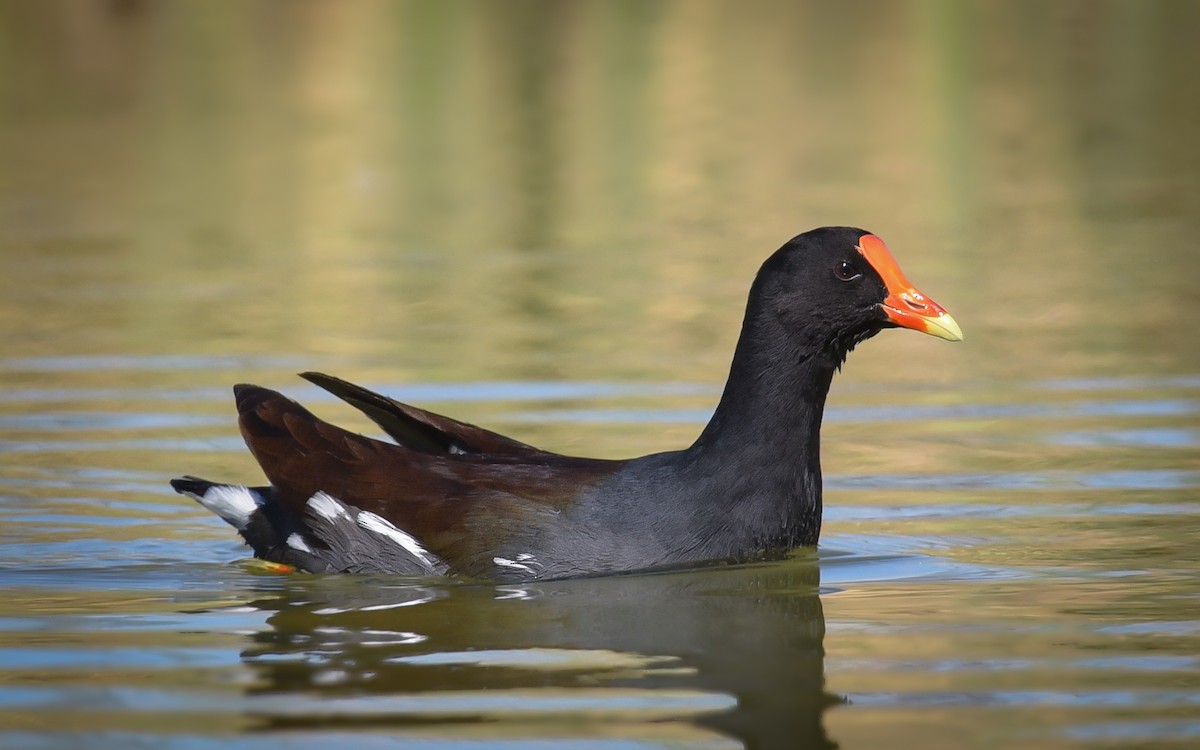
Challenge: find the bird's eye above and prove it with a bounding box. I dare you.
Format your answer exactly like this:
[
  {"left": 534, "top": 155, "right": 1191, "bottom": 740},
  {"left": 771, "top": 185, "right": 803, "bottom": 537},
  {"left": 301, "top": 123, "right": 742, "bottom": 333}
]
[{"left": 834, "top": 260, "right": 861, "bottom": 282}]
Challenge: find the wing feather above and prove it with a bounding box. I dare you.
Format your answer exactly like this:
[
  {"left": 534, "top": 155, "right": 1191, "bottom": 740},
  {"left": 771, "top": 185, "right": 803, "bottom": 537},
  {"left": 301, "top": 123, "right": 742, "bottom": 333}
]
[
  {"left": 231, "top": 383, "right": 619, "bottom": 576},
  {"left": 299, "top": 371, "right": 545, "bottom": 456}
]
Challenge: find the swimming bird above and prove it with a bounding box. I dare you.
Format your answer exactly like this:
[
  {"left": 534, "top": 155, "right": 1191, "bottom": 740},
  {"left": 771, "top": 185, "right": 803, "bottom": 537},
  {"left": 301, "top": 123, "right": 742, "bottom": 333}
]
[{"left": 172, "top": 227, "right": 961, "bottom": 580}]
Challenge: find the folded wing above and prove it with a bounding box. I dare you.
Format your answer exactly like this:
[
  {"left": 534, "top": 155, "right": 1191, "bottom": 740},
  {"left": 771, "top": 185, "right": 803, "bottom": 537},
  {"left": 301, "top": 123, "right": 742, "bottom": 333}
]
[
  {"left": 299, "top": 371, "right": 548, "bottom": 456},
  {"left": 231, "top": 380, "right": 619, "bottom": 576}
]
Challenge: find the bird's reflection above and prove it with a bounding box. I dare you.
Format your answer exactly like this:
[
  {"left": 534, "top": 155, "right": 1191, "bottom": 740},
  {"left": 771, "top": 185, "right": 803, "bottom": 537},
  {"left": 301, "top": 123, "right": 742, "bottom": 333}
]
[{"left": 238, "top": 556, "right": 838, "bottom": 749}]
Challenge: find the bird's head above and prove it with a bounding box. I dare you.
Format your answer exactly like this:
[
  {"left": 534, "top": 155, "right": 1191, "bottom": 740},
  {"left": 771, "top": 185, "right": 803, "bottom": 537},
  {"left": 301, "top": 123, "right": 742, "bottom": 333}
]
[{"left": 752, "top": 226, "right": 962, "bottom": 359}]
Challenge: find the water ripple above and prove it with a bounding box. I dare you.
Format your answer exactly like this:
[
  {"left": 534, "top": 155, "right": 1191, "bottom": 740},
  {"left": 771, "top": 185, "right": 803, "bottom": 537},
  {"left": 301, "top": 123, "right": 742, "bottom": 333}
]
[{"left": 828, "top": 469, "right": 1200, "bottom": 491}]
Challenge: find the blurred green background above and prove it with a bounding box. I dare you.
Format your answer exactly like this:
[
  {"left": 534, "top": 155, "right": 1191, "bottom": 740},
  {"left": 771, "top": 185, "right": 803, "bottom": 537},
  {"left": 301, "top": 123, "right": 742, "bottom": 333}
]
[{"left": 3, "top": 0, "right": 1197, "bottom": 397}]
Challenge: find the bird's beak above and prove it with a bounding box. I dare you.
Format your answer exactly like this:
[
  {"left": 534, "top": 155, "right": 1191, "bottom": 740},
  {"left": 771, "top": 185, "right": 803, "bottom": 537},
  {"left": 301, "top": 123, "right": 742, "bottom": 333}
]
[{"left": 857, "top": 235, "right": 963, "bottom": 342}]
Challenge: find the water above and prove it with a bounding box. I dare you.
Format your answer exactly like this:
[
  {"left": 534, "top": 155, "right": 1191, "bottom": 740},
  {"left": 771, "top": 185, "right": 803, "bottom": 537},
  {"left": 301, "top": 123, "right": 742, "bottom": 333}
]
[{"left": 1, "top": 1, "right": 1199, "bottom": 748}]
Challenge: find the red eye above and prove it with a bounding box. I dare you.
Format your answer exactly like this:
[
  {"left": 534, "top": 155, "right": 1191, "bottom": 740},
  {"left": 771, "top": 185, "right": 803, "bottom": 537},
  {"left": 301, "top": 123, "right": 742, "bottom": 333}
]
[{"left": 835, "top": 260, "right": 861, "bottom": 282}]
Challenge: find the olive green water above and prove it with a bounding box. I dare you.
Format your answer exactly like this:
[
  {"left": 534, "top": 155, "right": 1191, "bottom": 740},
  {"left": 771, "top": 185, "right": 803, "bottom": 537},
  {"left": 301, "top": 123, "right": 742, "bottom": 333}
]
[{"left": 1, "top": 2, "right": 1198, "bottom": 748}]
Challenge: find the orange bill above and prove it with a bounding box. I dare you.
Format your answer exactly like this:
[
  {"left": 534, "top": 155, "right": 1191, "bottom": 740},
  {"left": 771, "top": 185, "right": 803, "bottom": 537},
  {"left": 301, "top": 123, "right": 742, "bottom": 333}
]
[{"left": 856, "top": 234, "right": 963, "bottom": 342}]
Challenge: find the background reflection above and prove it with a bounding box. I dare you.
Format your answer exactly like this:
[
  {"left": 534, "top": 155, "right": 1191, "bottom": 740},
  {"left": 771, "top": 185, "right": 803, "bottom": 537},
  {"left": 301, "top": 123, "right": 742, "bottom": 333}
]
[
  {"left": 1, "top": 2, "right": 1197, "bottom": 749},
  {"left": 3, "top": 0, "right": 1197, "bottom": 397}
]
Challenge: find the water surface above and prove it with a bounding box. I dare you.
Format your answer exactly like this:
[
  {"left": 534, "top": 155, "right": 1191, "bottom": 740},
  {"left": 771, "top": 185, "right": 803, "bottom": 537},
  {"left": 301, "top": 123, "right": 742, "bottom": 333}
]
[{"left": 1, "top": 2, "right": 1198, "bottom": 748}]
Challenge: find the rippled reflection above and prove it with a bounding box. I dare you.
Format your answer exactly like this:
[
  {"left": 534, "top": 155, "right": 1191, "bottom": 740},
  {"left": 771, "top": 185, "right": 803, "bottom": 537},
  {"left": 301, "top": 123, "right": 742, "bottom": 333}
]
[{"left": 236, "top": 561, "right": 831, "bottom": 748}]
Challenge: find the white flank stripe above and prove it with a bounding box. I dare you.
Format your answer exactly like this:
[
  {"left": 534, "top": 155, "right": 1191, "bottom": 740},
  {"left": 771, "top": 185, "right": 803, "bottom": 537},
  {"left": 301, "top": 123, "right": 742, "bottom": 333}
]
[
  {"left": 493, "top": 556, "right": 537, "bottom": 574},
  {"left": 286, "top": 533, "right": 314, "bottom": 554},
  {"left": 357, "top": 512, "right": 437, "bottom": 569},
  {"left": 308, "top": 491, "right": 348, "bottom": 521},
  {"left": 187, "top": 485, "right": 262, "bottom": 530}
]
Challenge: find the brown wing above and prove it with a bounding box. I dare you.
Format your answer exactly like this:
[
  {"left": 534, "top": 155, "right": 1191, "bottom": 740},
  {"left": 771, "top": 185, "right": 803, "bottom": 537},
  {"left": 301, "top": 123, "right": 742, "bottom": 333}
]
[
  {"left": 233, "top": 383, "right": 619, "bottom": 576},
  {"left": 299, "top": 371, "right": 547, "bottom": 456}
]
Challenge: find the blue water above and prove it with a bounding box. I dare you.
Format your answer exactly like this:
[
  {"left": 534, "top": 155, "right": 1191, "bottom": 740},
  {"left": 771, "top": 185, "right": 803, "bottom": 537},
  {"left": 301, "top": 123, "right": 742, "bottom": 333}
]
[{"left": 2, "top": 361, "right": 1199, "bottom": 748}]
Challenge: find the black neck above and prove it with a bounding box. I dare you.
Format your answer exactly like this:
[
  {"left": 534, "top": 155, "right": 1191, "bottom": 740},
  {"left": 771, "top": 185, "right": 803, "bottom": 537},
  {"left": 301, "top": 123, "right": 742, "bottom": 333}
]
[{"left": 682, "top": 304, "right": 840, "bottom": 550}]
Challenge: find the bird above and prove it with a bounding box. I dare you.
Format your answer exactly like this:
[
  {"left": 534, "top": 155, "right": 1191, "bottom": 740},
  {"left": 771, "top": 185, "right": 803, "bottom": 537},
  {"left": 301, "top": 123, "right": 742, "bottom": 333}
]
[{"left": 172, "top": 226, "right": 962, "bottom": 581}]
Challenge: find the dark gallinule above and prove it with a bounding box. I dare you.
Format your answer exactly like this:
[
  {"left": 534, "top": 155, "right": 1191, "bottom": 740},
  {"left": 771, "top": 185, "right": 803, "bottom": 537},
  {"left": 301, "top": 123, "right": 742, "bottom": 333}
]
[{"left": 172, "top": 227, "right": 961, "bottom": 580}]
